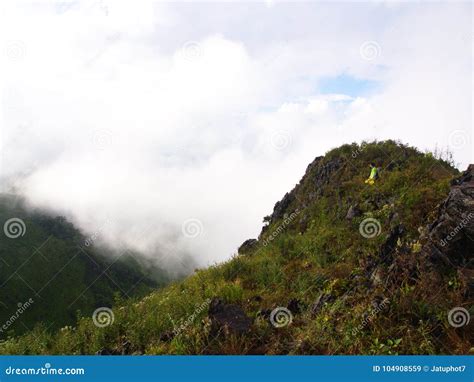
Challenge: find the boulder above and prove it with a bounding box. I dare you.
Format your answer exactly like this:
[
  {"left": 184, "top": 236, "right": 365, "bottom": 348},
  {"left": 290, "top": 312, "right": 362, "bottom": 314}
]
[
  {"left": 159, "top": 331, "right": 175, "bottom": 342},
  {"left": 287, "top": 298, "right": 302, "bottom": 315},
  {"left": 208, "top": 298, "right": 252, "bottom": 335}
]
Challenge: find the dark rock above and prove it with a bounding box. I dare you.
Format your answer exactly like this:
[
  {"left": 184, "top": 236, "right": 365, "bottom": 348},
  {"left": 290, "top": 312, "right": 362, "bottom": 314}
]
[
  {"left": 312, "top": 158, "right": 343, "bottom": 190},
  {"left": 257, "top": 308, "right": 272, "bottom": 320},
  {"left": 305, "top": 155, "right": 325, "bottom": 174},
  {"left": 261, "top": 156, "right": 341, "bottom": 231},
  {"left": 260, "top": 224, "right": 269, "bottom": 236},
  {"left": 271, "top": 192, "right": 296, "bottom": 223},
  {"left": 287, "top": 298, "right": 302, "bottom": 315},
  {"left": 379, "top": 225, "right": 404, "bottom": 264},
  {"left": 238, "top": 239, "right": 258, "bottom": 255},
  {"left": 346, "top": 205, "right": 361, "bottom": 220},
  {"left": 96, "top": 348, "right": 120, "bottom": 355},
  {"left": 249, "top": 295, "right": 263, "bottom": 303},
  {"left": 451, "top": 165, "right": 473, "bottom": 186},
  {"left": 159, "top": 331, "right": 174, "bottom": 342},
  {"left": 424, "top": 165, "right": 474, "bottom": 268},
  {"left": 208, "top": 298, "right": 252, "bottom": 335}
]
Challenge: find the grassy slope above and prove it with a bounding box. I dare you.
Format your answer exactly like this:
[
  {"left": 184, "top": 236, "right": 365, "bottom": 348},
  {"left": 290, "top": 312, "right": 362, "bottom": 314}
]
[
  {"left": 1, "top": 141, "right": 471, "bottom": 355},
  {"left": 0, "top": 197, "right": 171, "bottom": 338}
]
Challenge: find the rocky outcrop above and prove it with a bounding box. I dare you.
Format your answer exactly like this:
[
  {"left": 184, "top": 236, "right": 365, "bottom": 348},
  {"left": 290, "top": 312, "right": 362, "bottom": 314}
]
[
  {"left": 208, "top": 298, "right": 252, "bottom": 335},
  {"left": 238, "top": 239, "right": 258, "bottom": 255},
  {"left": 264, "top": 157, "right": 343, "bottom": 227},
  {"left": 423, "top": 165, "right": 474, "bottom": 268},
  {"left": 312, "top": 158, "right": 343, "bottom": 190},
  {"left": 270, "top": 192, "right": 296, "bottom": 223}
]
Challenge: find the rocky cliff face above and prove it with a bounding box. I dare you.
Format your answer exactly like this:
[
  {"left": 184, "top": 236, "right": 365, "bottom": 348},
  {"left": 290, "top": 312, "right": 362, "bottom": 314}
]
[
  {"left": 424, "top": 165, "right": 474, "bottom": 268},
  {"left": 259, "top": 156, "right": 344, "bottom": 238},
  {"left": 419, "top": 165, "right": 474, "bottom": 304}
]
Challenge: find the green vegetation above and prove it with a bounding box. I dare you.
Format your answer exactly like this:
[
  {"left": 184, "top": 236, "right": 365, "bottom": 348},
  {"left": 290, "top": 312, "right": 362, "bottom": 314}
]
[
  {"left": 1, "top": 140, "right": 471, "bottom": 355},
  {"left": 0, "top": 196, "right": 171, "bottom": 339}
]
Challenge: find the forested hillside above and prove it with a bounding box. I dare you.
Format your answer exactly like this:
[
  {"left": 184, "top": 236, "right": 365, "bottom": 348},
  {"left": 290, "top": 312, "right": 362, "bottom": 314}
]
[{"left": 0, "top": 195, "right": 171, "bottom": 338}]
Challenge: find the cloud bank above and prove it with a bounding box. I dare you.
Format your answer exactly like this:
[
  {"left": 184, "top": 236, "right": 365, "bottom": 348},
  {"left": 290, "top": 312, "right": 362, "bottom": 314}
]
[{"left": 1, "top": 1, "right": 472, "bottom": 268}]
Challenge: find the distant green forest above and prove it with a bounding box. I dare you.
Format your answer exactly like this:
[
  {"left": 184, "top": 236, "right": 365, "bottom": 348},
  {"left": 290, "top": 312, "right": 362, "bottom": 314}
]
[{"left": 0, "top": 195, "right": 172, "bottom": 338}]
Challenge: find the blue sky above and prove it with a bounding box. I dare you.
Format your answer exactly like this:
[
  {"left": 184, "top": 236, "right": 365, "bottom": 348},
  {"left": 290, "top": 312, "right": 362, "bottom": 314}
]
[{"left": 318, "top": 74, "right": 379, "bottom": 98}]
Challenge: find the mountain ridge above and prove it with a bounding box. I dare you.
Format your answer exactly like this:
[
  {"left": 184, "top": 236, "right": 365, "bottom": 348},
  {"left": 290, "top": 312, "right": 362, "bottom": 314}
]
[{"left": 1, "top": 140, "right": 472, "bottom": 355}]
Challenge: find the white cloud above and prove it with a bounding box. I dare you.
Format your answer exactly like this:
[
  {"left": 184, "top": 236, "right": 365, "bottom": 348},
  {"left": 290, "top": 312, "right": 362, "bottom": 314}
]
[
  {"left": 0, "top": 1, "right": 471, "bottom": 269},
  {"left": 305, "top": 99, "right": 328, "bottom": 115}
]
